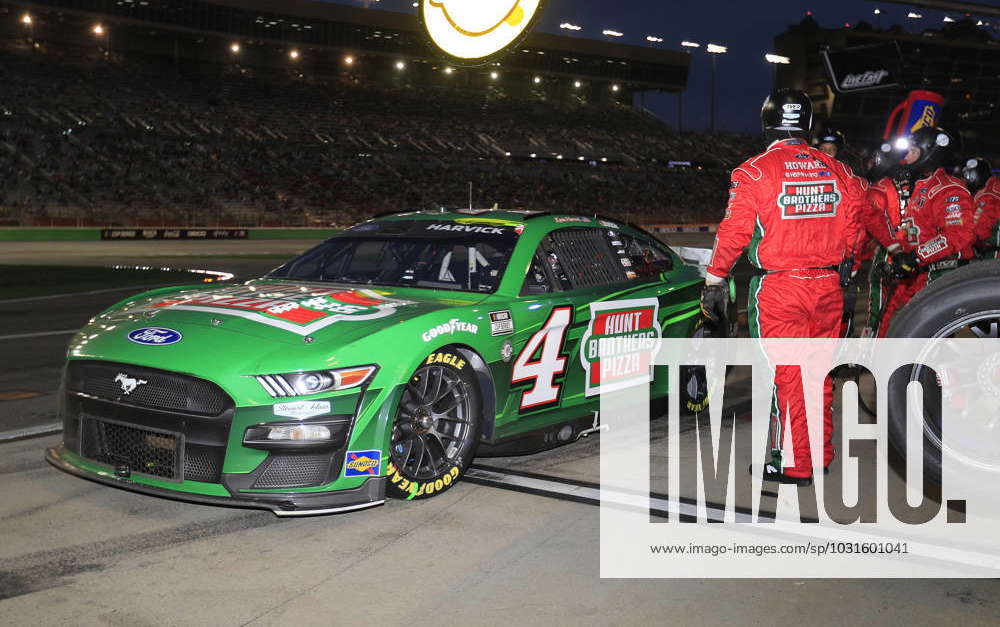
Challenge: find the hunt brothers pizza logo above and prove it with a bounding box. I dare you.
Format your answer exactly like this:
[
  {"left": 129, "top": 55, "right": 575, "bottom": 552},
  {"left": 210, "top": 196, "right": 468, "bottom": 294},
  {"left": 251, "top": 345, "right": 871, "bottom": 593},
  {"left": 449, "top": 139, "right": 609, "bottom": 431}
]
[
  {"left": 133, "top": 283, "right": 414, "bottom": 336},
  {"left": 579, "top": 298, "right": 661, "bottom": 397},
  {"left": 778, "top": 181, "right": 841, "bottom": 219}
]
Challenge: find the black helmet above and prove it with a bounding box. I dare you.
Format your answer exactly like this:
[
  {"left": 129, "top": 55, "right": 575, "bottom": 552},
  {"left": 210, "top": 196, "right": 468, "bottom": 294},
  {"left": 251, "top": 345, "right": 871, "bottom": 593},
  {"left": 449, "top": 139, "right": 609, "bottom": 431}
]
[
  {"left": 761, "top": 89, "right": 812, "bottom": 139},
  {"left": 961, "top": 157, "right": 992, "bottom": 194},
  {"left": 816, "top": 127, "right": 845, "bottom": 148},
  {"left": 867, "top": 139, "right": 907, "bottom": 182},
  {"left": 902, "top": 126, "right": 955, "bottom": 176}
]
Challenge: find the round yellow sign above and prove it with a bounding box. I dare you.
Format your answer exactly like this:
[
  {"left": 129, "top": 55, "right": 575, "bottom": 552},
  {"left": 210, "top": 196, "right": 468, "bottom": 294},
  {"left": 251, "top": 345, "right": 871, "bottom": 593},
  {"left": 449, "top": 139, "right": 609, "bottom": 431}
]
[{"left": 422, "top": 0, "right": 544, "bottom": 64}]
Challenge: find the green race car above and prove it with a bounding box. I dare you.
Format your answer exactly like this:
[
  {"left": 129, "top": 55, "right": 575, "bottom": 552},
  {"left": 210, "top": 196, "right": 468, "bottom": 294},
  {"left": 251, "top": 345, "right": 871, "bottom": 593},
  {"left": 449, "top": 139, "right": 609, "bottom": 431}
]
[{"left": 46, "top": 211, "right": 707, "bottom": 515}]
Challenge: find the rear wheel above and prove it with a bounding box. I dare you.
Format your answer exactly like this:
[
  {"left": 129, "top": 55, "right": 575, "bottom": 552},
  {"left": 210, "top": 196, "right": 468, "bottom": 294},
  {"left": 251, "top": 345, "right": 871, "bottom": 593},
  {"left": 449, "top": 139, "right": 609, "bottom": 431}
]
[{"left": 386, "top": 351, "right": 481, "bottom": 499}]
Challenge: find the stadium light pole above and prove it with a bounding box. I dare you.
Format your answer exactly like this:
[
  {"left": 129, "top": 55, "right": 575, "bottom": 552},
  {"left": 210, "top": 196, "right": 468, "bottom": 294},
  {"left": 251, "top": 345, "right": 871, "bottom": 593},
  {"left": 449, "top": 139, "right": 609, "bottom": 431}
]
[
  {"left": 677, "top": 42, "right": 701, "bottom": 130},
  {"left": 21, "top": 13, "right": 34, "bottom": 45},
  {"left": 93, "top": 23, "right": 110, "bottom": 56},
  {"left": 706, "top": 44, "right": 727, "bottom": 132},
  {"left": 765, "top": 53, "right": 791, "bottom": 85}
]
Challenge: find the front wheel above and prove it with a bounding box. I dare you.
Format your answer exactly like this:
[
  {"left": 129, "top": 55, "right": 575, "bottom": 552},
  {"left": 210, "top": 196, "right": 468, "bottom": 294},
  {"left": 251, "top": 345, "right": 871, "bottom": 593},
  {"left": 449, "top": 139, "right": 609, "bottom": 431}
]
[{"left": 386, "top": 351, "right": 481, "bottom": 499}]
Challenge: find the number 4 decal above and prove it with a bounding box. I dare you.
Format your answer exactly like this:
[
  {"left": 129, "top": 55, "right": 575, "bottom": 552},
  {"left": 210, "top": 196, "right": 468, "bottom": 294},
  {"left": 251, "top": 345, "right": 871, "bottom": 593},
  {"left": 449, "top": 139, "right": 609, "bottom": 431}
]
[{"left": 511, "top": 306, "right": 573, "bottom": 411}]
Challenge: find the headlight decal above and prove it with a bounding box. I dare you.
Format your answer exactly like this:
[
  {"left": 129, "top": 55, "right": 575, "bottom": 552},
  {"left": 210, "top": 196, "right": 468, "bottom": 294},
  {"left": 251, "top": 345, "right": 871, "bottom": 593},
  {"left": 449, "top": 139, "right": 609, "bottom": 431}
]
[{"left": 255, "top": 366, "right": 377, "bottom": 398}]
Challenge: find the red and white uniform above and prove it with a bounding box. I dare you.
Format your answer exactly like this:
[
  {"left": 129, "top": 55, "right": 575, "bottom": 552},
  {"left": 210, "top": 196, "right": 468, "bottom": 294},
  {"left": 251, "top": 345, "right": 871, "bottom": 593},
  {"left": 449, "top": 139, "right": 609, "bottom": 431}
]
[
  {"left": 707, "top": 138, "right": 864, "bottom": 478},
  {"left": 863, "top": 178, "right": 906, "bottom": 251},
  {"left": 708, "top": 139, "right": 863, "bottom": 278},
  {"left": 973, "top": 176, "right": 1000, "bottom": 259},
  {"left": 875, "top": 169, "right": 976, "bottom": 337}
]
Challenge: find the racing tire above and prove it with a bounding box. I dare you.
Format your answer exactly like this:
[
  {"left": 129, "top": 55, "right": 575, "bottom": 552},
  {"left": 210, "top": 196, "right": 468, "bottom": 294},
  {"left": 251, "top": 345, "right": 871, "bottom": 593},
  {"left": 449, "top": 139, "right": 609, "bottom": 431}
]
[
  {"left": 386, "top": 350, "right": 482, "bottom": 500},
  {"left": 885, "top": 260, "right": 1000, "bottom": 486}
]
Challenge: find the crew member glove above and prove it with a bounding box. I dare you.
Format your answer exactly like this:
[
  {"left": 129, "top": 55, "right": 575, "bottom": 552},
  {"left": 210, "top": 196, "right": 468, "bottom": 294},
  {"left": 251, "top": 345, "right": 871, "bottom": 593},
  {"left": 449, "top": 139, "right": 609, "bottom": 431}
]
[
  {"left": 700, "top": 283, "right": 728, "bottom": 324},
  {"left": 889, "top": 251, "right": 920, "bottom": 279}
]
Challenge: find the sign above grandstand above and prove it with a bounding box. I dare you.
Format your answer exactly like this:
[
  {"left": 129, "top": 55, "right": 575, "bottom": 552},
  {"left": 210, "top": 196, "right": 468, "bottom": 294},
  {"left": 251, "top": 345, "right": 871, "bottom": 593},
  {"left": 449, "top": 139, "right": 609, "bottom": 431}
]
[
  {"left": 821, "top": 43, "right": 903, "bottom": 94},
  {"left": 421, "top": 0, "right": 545, "bottom": 65}
]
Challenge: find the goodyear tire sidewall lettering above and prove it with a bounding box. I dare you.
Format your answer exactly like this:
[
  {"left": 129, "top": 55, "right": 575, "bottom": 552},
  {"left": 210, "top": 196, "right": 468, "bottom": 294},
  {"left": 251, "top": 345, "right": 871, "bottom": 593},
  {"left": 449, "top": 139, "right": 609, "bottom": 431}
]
[{"left": 385, "top": 460, "right": 460, "bottom": 499}]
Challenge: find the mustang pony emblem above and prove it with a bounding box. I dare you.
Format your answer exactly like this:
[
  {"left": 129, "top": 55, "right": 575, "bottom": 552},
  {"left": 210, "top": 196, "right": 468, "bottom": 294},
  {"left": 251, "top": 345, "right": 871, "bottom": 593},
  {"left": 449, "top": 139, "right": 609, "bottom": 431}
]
[{"left": 115, "top": 373, "right": 148, "bottom": 396}]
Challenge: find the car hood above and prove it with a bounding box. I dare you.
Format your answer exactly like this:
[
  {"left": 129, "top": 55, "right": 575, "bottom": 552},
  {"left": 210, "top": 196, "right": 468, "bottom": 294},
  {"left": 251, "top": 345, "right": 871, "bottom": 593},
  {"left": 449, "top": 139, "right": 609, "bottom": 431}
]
[{"left": 98, "top": 279, "right": 487, "bottom": 349}]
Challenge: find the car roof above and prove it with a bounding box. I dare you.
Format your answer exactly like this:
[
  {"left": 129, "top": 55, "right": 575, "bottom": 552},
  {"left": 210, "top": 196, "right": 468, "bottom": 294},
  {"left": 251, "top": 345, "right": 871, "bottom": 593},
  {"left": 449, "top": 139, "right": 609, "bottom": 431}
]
[{"left": 369, "top": 209, "right": 630, "bottom": 231}]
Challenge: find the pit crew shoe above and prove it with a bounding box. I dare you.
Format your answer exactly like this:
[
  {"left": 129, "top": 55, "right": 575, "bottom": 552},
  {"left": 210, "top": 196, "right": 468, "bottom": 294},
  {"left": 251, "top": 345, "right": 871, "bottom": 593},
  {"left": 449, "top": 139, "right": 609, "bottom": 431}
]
[{"left": 752, "top": 463, "right": 813, "bottom": 487}]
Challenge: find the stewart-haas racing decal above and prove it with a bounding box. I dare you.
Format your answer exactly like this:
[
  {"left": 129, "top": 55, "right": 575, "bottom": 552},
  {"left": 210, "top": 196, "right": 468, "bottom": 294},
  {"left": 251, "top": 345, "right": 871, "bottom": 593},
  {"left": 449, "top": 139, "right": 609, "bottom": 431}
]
[
  {"left": 778, "top": 180, "right": 841, "bottom": 219},
  {"left": 135, "top": 284, "right": 415, "bottom": 336},
  {"left": 579, "top": 298, "right": 662, "bottom": 397}
]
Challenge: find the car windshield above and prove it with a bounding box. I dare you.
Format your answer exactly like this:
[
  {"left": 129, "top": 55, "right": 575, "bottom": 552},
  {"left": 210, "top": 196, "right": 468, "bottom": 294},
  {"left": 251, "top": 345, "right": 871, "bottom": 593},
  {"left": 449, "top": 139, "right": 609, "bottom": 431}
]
[{"left": 267, "top": 220, "right": 520, "bottom": 293}]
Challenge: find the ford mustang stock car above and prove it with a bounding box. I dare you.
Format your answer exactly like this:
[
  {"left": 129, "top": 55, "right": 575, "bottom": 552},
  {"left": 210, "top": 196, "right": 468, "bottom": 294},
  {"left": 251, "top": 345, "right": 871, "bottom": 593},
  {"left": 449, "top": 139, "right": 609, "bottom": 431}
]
[{"left": 46, "top": 210, "right": 710, "bottom": 515}]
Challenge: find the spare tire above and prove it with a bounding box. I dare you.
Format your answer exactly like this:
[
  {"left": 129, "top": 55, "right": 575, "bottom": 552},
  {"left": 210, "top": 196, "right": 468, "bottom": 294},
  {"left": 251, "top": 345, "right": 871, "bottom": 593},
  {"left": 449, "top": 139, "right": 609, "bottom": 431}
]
[{"left": 886, "top": 261, "right": 1000, "bottom": 486}]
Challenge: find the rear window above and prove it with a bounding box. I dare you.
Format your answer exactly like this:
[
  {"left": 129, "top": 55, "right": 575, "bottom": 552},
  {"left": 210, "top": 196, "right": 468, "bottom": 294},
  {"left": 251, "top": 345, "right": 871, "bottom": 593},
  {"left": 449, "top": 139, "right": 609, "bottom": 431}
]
[{"left": 544, "top": 228, "right": 627, "bottom": 290}]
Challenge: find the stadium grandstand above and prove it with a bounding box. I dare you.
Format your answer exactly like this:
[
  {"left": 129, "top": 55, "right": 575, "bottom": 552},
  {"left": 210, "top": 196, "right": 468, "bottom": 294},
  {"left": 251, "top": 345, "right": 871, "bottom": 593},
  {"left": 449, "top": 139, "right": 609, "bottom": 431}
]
[
  {"left": 773, "top": 10, "right": 1000, "bottom": 161},
  {"left": 0, "top": 0, "right": 759, "bottom": 228}
]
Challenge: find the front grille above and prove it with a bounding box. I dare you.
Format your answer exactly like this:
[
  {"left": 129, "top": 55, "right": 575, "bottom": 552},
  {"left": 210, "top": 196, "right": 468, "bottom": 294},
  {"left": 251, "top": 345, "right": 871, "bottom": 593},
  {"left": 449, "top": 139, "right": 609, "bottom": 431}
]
[
  {"left": 67, "top": 361, "right": 231, "bottom": 416},
  {"left": 80, "top": 416, "right": 181, "bottom": 481},
  {"left": 253, "top": 454, "right": 331, "bottom": 489},
  {"left": 184, "top": 444, "right": 225, "bottom": 483}
]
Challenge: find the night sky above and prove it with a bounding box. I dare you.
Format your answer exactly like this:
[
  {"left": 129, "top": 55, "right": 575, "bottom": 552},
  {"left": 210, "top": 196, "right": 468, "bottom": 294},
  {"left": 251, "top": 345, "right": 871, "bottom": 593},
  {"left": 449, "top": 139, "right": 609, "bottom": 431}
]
[{"left": 328, "top": 1, "right": 991, "bottom": 134}]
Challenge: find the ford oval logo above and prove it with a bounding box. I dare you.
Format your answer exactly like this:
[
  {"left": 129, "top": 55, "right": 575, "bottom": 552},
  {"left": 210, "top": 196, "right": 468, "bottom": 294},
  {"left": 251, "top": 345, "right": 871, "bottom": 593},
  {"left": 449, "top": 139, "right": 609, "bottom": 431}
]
[{"left": 127, "top": 327, "right": 183, "bottom": 346}]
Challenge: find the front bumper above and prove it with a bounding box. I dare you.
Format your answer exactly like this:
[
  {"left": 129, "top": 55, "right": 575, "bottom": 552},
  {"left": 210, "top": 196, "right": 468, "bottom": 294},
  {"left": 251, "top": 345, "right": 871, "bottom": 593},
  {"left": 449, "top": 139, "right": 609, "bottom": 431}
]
[
  {"left": 46, "top": 444, "right": 385, "bottom": 516},
  {"left": 54, "top": 359, "right": 392, "bottom": 516}
]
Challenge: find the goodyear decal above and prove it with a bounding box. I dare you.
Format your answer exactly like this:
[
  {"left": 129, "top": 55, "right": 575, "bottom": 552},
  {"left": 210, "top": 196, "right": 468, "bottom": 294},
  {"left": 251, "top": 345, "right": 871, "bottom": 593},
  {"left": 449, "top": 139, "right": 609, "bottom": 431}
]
[
  {"left": 345, "top": 450, "right": 382, "bottom": 477},
  {"left": 422, "top": 318, "right": 479, "bottom": 342},
  {"left": 135, "top": 283, "right": 414, "bottom": 336},
  {"left": 778, "top": 181, "right": 841, "bottom": 219},
  {"left": 579, "top": 298, "right": 661, "bottom": 397}
]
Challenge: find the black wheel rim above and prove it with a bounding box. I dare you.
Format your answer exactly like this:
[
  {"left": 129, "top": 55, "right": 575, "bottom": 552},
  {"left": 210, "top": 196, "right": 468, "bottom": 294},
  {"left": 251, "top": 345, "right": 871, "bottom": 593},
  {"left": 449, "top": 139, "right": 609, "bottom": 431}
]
[
  {"left": 905, "top": 312, "right": 1000, "bottom": 470},
  {"left": 391, "top": 365, "right": 473, "bottom": 482}
]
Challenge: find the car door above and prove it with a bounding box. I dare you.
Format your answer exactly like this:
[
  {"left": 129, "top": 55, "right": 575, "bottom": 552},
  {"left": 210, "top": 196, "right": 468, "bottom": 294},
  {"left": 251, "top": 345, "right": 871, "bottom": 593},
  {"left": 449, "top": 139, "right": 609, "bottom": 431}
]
[{"left": 500, "top": 226, "right": 652, "bottom": 436}]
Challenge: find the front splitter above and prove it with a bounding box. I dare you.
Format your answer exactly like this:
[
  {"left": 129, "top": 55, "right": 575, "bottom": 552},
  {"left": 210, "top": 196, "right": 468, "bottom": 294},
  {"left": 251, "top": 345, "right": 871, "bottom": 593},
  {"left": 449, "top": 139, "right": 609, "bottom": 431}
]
[{"left": 45, "top": 444, "right": 386, "bottom": 516}]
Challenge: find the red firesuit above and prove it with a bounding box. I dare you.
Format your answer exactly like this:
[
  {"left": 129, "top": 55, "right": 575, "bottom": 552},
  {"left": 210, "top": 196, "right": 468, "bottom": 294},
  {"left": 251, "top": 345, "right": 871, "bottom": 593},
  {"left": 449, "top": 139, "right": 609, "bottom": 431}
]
[
  {"left": 973, "top": 176, "right": 1000, "bottom": 259},
  {"left": 870, "top": 169, "right": 976, "bottom": 337},
  {"left": 707, "top": 138, "right": 864, "bottom": 478},
  {"left": 860, "top": 178, "right": 907, "bottom": 337}
]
